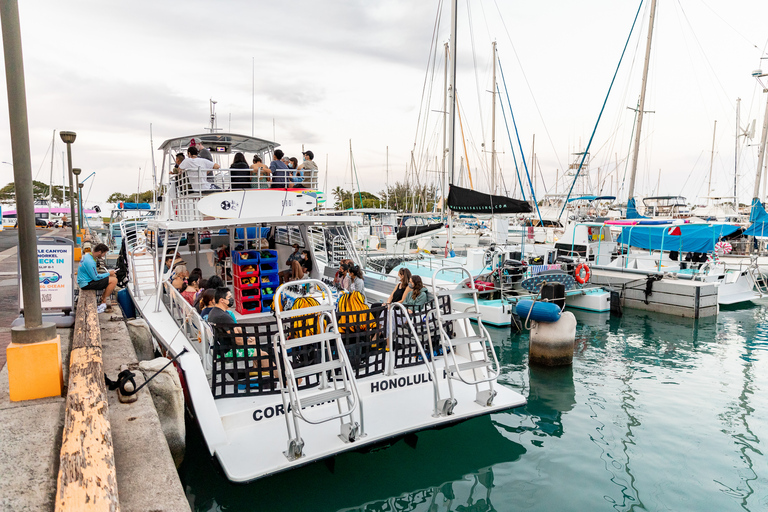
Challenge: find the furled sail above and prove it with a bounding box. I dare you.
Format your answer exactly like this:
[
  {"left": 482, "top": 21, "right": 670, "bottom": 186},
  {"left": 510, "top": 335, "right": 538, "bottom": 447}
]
[{"left": 447, "top": 185, "right": 531, "bottom": 214}]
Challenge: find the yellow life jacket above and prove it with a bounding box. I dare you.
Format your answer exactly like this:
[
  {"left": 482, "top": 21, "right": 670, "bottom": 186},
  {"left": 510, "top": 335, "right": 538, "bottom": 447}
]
[{"left": 336, "top": 291, "right": 376, "bottom": 333}]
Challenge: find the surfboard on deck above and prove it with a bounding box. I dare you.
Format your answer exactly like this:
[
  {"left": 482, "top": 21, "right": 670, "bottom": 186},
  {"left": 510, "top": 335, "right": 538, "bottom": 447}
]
[{"left": 196, "top": 189, "right": 318, "bottom": 218}]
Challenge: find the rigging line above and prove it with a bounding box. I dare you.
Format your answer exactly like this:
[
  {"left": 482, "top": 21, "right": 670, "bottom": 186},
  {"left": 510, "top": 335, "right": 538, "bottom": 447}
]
[
  {"left": 497, "top": 58, "right": 543, "bottom": 224},
  {"left": 415, "top": 31, "right": 443, "bottom": 177},
  {"left": 676, "top": 1, "right": 733, "bottom": 111},
  {"left": 678, "top": 150, "right": 706, "bottom": 197},
  {"left": 559, "top": 0, "right": 646, "bottom": 220},
  {"left": 699, "top": 0, "right": 765, "bottom": 53},
  {"left": 496, "top": 83, "right": 526, "bottom": 201},
  {"left": 33, "top": 138, "right": 53, "bottom": 182},
  {"left": 466, "top": 0, "right": 487, "bottom": 147},
  {"left": 411, "top": 0, "right": 444, "bottom": 157},
  {"left": 491, "top": 0, "right": 564, "bottom": 175},
  {"left": 454, "top": 93, "right": 474, "bottom": 190}
]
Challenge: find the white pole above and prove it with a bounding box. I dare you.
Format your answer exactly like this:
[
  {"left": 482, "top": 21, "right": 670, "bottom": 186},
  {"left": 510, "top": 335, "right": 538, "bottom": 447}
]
[
  {"left": 447, "top": 0, "right": 458, "bottom": 251},
  {"left": 490, "top": 41, "right": 497, "bottom": 195},
  {"left": 627, "top": 0, "right": 658, "bottom": 201},
  {"left": 48, "top": 129, "right": 54, "bottom": 217},
  {"left": 752, "top": 90, "right": 768, "bottom": 200}
]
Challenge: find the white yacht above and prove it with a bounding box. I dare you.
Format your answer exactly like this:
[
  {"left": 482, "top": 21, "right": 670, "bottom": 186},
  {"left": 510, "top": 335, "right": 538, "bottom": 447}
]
[{"left": 120, "top": 132, "right": 526, "bottom": 483}]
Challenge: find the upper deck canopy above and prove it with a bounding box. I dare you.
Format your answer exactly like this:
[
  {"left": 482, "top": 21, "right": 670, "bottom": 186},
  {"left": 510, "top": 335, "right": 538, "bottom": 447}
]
[{"left": 157, "top": 133, "right": 279, "bottom": 155}]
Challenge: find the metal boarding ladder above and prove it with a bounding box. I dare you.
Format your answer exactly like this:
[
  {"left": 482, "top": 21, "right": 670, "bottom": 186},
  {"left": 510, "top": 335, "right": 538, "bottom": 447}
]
[
  {"left": 272, "top": 279, "right": 364, "bottom": 461},
  {"left": 429, "top": 267, "right": 501, "bottom": 407},
  {"left": 749, "top": 255, "right": 768, "bottom": 295},
  {"left": 388, "top": 302, "right": 456, "bottom": 417}
]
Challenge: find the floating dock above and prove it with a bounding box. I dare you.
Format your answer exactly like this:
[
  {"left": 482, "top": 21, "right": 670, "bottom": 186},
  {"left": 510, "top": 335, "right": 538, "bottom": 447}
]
[{"left": 590, "top": 268, "right": 718, "bottom": 318}]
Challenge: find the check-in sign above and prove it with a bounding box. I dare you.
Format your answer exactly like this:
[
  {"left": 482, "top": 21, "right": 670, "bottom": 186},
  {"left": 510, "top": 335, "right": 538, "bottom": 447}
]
[{"left": 19, "top": 237, "right": 74, "bottom": 313}]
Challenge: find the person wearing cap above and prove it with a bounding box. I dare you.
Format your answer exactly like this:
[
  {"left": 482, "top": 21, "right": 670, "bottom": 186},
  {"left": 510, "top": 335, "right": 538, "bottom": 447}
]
[
  {"left": 298, "top": 150, "right": 317, "bottom": 189},
  {"left": 298, "top": 150, "right": 318, "bottom": 171},
  {"left": 269, "top": 149, "right": 289, "bottom": 188},
  {"left": 179, "top": 145, "right": 220, "bottom": 192}
]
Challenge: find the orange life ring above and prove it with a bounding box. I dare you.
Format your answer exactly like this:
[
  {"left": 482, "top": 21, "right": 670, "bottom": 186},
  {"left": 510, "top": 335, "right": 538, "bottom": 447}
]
[{"left": 575, "top": 263, "right": 591, "bottom": 284}]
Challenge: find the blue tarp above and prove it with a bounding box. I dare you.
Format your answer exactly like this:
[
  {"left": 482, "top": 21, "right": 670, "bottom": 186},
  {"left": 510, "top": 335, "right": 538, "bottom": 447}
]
[
  {"left": 744, "top": 198, "right": 768, "bottom": 236},
  {"left": 626, "top": 197, "right": 648, "bottom": 220},
  {"left": 617, "top": 223, "right": 740, "bottom": 253}
]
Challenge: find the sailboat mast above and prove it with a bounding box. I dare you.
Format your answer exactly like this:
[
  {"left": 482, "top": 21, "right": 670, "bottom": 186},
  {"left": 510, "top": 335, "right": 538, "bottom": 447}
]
[
  {"left": 442, "top": 42, "right": 448, "bottom": 218},
  {"left": 707, "top": 120, "right": 717, "bottom": 204},
  {"left": 386, "top": 146, "right": 390, "bottom": 210},
  {"left": 736, "top": 98, "right": 741, "bottom": 201},
  {"left": 447, "top": 0, "right": 458, "bottom": 250},
  {"left": 626, "top": 0, "right": 658, "bottom": 201},
  {"left": 752, "top": 88, "right": 768, "bottom": 200},
  {"left": 490, "top": 41, "right": 497, "bottom": 194}
]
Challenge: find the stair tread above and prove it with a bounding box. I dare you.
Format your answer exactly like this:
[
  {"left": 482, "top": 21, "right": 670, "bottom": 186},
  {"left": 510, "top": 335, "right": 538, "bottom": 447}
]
[
  {"left": 299, "top": 388, "right": 351, "bottom": 408},
  {"left": 293, "top": 359, "right": 344, "bottom": 378}
]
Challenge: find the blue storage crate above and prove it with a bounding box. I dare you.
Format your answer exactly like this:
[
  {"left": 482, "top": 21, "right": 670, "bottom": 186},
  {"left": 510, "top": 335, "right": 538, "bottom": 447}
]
[
  {"left": 260, "top": 272, "right": 280, "bottom": 289},
  {"left": 259, "top": 261, "right": 278, "bottom": 273},
  {"left": 232, "top": 250, "right": 260, "bottom": 266},
  {"left": 259, "top": 250, "right": 278, "bottom": 266}
]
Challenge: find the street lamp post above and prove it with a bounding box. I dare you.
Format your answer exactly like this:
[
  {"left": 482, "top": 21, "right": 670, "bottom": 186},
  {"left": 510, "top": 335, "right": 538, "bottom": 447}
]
[
  {"left": 77, "top": 182, "right": 84, "bottom": 229},
  {"left": 72, "top": 167, "right": 81, "bottom": 231},
  {"left": 0, "top": 0, "right": 56, "bottom": 345},
  {"left": 59, "top": 131, "right": 77, "bottom": 242}
]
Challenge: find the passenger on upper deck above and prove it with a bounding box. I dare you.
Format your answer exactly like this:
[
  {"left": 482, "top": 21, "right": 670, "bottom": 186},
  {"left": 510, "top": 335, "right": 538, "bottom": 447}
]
[
  {"left": 251, "top": 156, "right": 271, "bottom": 187},
  {"left": 179, "top": 146, "right": 220, "bottom": 192},
  {"left": 229, "top": 152, "right": 251, "bottom": 189},
  {"left": 269, "top": 149, "right": 289, "bottom": 188},
  {"left": 386, "top": 268, "right": 411, "bottom": 304},
  {"left": 172, "top": 153, "right": 184, "bottom": 174},
  {"left": 299, "top": 150, "right": 318, "bottom": 171}
]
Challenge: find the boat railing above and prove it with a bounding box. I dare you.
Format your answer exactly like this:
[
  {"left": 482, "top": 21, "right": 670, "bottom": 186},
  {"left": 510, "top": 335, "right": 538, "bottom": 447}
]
[
  {"left": 163, "top": 281, "right": 214, "bottom": 373},
  {"left": 120, "top": 218, "right": 155, "bottom": 300},
  {"left": 167, "top": 167, "right": 320, "bottom": 222}
]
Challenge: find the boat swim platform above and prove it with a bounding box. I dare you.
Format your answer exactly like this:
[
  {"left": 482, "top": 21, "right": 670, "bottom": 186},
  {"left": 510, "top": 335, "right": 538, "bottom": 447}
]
[{"left": 590, "top": 268, "right": 718, "bottom": 319}]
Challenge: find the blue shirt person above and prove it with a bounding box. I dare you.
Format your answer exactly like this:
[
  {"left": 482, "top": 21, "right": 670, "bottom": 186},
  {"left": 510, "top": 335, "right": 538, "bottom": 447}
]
[
  {"left": 77, "top": 243, "right": 117, "bottom": 313},
  {"left": 269, "top": 149, "right": 290, "bottom": 188}
]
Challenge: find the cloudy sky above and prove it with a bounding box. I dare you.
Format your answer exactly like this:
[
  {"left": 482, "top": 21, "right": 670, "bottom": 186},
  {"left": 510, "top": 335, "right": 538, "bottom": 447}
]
[{"left": 0, "top": 0, "right": 767, "bottom": 208}]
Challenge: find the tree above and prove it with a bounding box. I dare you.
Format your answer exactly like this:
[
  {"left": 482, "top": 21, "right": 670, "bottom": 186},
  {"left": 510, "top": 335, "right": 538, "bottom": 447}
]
[
  {"left": 379, "top": 181, "right": 438, "bottom": 212},
  {"left": 107, "top": 190, "right": 154, "bottom": 204},
  {"left": 0, "top": 180, "right": 73, "bottom": 203}
]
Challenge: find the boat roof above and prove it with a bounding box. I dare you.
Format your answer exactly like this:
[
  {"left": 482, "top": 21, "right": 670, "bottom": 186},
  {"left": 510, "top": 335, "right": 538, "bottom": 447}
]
[
  {"left": 326, "top": 208, "right": 397, "bottom": 214},
  {"left": 157, "top": 133, "right": 279, "bottom": 154},
  {"left": 149, "top": 215, "right": 362, "bottom": 232},
  {"left": 567, "top": 195, "right": 616, "bottom": 203}
]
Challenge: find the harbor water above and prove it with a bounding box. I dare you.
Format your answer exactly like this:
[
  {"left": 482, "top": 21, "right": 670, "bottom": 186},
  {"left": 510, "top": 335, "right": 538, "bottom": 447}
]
[{"left": 179, "top": 303, "right": 768, "bottom": 511}]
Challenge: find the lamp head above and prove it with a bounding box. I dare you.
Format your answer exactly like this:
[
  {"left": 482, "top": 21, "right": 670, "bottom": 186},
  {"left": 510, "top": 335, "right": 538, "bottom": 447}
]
[
  {"left": 78, "top": 183, "right": 83, "bottom": 189},
  {"left": 72, "top": 168, "right": 81, "bottom": 176},
  {"left": 59, "top": 131, "right": 76, "bottom": 144}
]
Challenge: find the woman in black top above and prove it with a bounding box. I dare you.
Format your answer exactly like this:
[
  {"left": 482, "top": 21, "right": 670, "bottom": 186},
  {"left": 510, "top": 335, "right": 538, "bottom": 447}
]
[
  {"left": 229, "top": 152, "right": 251, "bottom": 189},
  {"left": 386, "top": 268, "right": 411, "bottom": 304}
]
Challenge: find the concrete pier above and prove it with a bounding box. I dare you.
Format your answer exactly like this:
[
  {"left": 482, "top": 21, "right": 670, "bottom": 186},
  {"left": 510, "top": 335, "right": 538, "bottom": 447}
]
[{"left": 0, "top": 231, "right": 190, "bottom": 511}]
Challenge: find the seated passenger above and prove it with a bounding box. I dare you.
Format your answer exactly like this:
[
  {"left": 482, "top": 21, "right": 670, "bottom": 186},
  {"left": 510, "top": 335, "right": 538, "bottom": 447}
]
[
  {"left": 289, "top": 250, "right": 313, "bottom": 281},
  {"left": 179, "top": 146, "right": 220, "bottom": 192},
  {"left": 180, "top": 274, "right": 200, "bottom": 305},
  {"left": 269, "top": 149, "right": 290, "bottom": 189},
  {"left": 251, "top": 156, "right": 271, "bottom": 187},
  {"left": 279, "top": 244, "right": 302, "bottom": 284},
  {"left": 403, "top": 275, "right": 429, "bottom": 307},
  {"left": 77, "top": 243, "right": 117, "bottom": 314},
  {"left": 346, "top": 265, "right": 365, "bottom": 294},
  {"left": 229, "top": 152, "right": 251, "bottom": 189},
  {"left": 386, "top": 268, "right": 411, "bottom": 304},
  {"left": 198, "top": 288, "right": 216, "bottom": 318}
]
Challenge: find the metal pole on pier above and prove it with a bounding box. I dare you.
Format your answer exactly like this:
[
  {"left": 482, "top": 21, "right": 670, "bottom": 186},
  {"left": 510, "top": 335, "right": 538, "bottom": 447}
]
[{"left": 0, "top": 0, "right": 57, "bottom": 341}]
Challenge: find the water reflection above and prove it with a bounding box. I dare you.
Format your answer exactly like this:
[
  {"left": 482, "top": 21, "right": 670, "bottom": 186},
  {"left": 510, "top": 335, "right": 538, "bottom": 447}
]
[{"left": 180, "top": 412, "right": 525, "bottom": 512}]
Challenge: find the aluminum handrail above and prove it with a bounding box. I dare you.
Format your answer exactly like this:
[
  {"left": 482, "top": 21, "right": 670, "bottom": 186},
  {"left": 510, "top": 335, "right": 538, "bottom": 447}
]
[
  {"left": 389, "top": 302, "right": 447, "bottom": 417},
  {"left": 162, "top": 281, "right": 213, "bottom": 372}
]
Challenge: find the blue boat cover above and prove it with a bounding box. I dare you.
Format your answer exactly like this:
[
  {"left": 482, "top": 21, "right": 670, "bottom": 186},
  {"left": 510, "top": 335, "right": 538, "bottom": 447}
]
[
  {"left": 744, "top": 198, "right": 768, "bottom": 237},
  {"left": 119, "top": 202, "right": 152, "bottom": 210},
  {"left": 626, "top": 197, "right": 648, "bottom": 219},
  {"left": 617, "top": 224, "right": 740, "bottom": 252}
]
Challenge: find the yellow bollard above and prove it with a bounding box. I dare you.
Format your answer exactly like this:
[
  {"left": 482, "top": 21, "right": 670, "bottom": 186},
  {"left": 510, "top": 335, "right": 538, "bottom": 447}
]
[{"left": 6, "top": 335, "right": 63, "bottom": 401}]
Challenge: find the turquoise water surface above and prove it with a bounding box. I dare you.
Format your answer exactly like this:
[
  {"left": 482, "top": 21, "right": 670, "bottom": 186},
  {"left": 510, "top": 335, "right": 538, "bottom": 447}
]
[{"left": 179, "top": 304, "right": 768, "bottom": 511}]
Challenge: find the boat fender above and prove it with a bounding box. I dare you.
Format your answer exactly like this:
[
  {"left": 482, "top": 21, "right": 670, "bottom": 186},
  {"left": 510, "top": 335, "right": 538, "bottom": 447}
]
[
  {"left": 515, "top": 299, "right": 561, "bottom": 324},
  {"left": 574, "top": 263, "right": 591, "bottom": 284}
]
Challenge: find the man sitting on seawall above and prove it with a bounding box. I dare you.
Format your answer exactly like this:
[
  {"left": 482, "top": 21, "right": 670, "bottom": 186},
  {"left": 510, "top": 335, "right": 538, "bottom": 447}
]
[{"left": 77, "top": 243, "right": 117, "bottom": 313}]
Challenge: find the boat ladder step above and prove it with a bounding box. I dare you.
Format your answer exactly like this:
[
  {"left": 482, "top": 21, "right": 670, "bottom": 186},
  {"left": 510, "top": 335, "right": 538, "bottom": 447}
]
[
  {"left": 442, "top": 311, "right": 478, "bottom": 321},
  {"left": 278, "top": 304, "right": 334, "bottom": 320},
  {"left": 299, "top": 388, "right": 351, "bottom": 408},
  {"left": 292, "top": 359, "right": 344, "bottom": 378},
  {"left": 451, "top": 359, "right": 492, "bottom": 373},
  {"left": 445, "top": 335, "right": 484, "bottom": 347},
  {"left": 283, "top": 331, "right": 338, "bottom": 350}
]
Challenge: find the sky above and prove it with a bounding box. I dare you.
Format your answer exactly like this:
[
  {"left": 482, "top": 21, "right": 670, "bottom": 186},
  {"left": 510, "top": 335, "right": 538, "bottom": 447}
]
[{"left": 0, "top": 0, "right": 767, "bottom": 209}]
